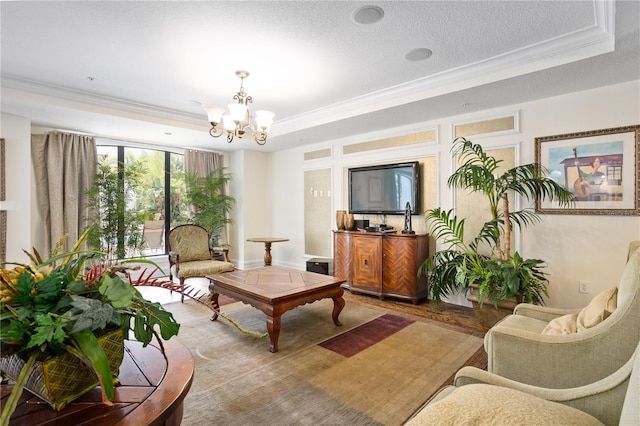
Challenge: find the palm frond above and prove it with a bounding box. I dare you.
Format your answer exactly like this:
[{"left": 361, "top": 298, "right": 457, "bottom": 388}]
[
  {"left": 471, "top": 218, "right": 502, "bottom": 252},
  {"left": 129, "top": 269, "right": 267, "bottom": 338},
  {"left": 425, "top": 208, "right": 467, "bottom": 250},
  {"left": 505, "top": 209, "right": 541, "bottom": 230}
]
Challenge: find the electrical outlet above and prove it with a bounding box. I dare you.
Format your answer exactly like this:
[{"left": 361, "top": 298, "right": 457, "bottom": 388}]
[{"left": 579, "top": 280, "right": 590, "bottom": 294}]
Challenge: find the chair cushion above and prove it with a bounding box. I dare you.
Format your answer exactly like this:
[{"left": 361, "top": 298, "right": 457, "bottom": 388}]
[
  {"left": 173, "top": 260, "right": 234, "bottom": 279},
  {"left": 542, "top": 287, "right": 617, "bottom": 335},
  {"left": 406, "top": 384, "right": 604, "bottom": 426},
  {"left": 173, "top": 231, "right": 210, "bottom": 262}
]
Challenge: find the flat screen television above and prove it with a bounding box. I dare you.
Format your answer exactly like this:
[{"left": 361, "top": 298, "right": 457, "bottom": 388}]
[{"left": 348, "top": 161, "right": 420, "bottom": 215}]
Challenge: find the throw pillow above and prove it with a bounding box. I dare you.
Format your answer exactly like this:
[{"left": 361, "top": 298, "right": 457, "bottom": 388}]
[
  {"left": 407, "top": 384, "right": 604, "bottom": 425},
  {"left": 576, "top": 287, "right": 617, "bottom": 331},
  {"left": 541, "top": 313, "right": 578, "bottom": 335},
  {"left": 542, "top": 287, "right": 617, "bottom": 335}
]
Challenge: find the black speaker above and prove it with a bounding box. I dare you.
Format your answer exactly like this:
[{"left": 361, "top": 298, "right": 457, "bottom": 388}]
[
  {"left": 306, "top": 258, "right": 333, "bottom": 275},
  {"left": 354, "top": 219, "right": 369, "bottom": 230}
]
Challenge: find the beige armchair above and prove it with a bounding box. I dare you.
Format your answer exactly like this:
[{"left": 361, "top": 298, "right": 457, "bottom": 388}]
[
  {"left": 167, "top": 224, "right": 235, "bottom": 302},
  {"left": 406, "top": 341, "right": 640, "bottom": 426},
  {"left": 484, "top": 241, "right": 640, "bottom": 389}
]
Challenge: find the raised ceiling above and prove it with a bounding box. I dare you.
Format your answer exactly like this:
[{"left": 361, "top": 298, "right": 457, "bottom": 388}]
[{"left": 1, "top": 1, "right": 639, "bottom": 152}]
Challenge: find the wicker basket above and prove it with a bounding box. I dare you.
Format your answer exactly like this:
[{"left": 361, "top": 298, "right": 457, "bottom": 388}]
[{"left": 0, "top": 328, "right": 124, "bottom": 411}]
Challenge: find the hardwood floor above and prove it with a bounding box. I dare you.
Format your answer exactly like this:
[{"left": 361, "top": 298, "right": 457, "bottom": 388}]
[
  {"left": 139, "top": 277, "right": 488, "bottom": 336},
  {"left": 343, "top": 290, "right": 488, "bottom": 336}
]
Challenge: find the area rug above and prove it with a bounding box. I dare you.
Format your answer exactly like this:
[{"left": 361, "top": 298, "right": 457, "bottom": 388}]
[{"left": 163, "top": 298, "right": 483, "bottom": 426}]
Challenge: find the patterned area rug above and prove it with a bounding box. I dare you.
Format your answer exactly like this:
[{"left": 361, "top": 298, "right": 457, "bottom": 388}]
[{"left": 164, "top": 297, "right": 483, "bottom": 426}]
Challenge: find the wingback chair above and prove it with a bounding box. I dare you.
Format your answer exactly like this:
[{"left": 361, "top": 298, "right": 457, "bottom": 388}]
[
  {"left": 483, "top": 241, "right": 640, "bottom": 389},
  {"left": 406, "top": 341, "right": 640, "bottom": 426},
  {"left": 167, "top": 224, "right": 234, "bottom": 302}
]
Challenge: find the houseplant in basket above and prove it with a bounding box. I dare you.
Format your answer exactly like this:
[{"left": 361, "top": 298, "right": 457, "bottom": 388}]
[
  {"left": 419, "top": 137, "right": 574, "bottom": 327},
  {"left": 0, "top": 230, "right": 180, "bottom": 425}
]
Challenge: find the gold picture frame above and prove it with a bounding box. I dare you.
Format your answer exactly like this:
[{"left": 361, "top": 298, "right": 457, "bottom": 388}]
[
  {"left": 535, "top": 125, "right": 639, "bottom": 215},
  {"left": 1, "top": 138, "right": 5, "bottom": 264}
]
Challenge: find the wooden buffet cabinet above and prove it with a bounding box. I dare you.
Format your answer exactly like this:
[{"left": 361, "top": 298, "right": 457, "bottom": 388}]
[{"left": 333, "top": 230, "right": 429, "bottom": 304}]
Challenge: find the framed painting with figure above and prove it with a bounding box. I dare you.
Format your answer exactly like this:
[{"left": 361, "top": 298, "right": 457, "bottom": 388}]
[{"left": 535, "top": 125, "right": 639, "bottom": 215}]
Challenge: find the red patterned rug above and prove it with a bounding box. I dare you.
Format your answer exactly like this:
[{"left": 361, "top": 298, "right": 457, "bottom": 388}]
[{"left": 319, "top": 313, "right": 414, "bottom": 357}]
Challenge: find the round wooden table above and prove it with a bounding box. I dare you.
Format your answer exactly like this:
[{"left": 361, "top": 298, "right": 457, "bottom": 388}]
[
  {"left": 0, "top": 338, "right": 194, "bottom": 426},
  {"left": 247, "top": 237, "right": 289, "bottom": 266}
]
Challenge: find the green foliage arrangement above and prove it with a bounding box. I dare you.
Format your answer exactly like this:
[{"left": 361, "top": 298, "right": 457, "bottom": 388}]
[
  {"left": 419, "top": 137, "right": 575, "bottom": 307},
  {"left": 0, "top": 230, "right": 180, "bottom": 424},
  {"left": 185, "top": 168, "right": 235, "bottom": 248},
  {"left": 85, "top": 156, "right": 147, "bottom": 259}
]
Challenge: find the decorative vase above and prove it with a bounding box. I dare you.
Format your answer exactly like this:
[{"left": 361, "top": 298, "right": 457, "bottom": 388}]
[
  {"left": 345, "top": 213, "right": 355, "bottom": 230},
  {"left": 0, "top": 328, "right": 124, "bottom": 411},
  {"left": 336, "top": 210, "right": 346, "bottom": 230}
]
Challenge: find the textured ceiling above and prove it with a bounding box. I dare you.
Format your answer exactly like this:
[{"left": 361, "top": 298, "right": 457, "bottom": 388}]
[{"left": 1, "top": 1, "right": 638, "bottom": 152}]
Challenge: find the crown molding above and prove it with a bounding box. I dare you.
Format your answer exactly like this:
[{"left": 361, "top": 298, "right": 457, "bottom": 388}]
[
  {"left": 1, "top": 77, "right": 206, "bottom": 129},
  {"left": 0, "top": 1, "right": 615, "bottom": 140},
  {"left": 274, "top": 0, "right": 615, "bottom": 135}
]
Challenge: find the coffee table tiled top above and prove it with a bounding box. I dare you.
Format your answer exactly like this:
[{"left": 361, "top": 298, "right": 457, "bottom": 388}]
[{"left": 208, "top": 266, "right": 345, "bottom": 352}]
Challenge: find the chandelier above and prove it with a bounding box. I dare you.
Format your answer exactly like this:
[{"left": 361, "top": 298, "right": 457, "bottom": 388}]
[{"left": 205, "top": 70, "right": 275, "bottom": 145}]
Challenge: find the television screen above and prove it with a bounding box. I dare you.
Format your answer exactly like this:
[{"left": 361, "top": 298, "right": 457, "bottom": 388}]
[{"left": 348, "top": 162, "right": 420, "bottom": 215}]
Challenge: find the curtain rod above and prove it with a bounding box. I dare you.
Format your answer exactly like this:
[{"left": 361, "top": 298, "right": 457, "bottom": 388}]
[{"left": 32, "top": 126, "right": 225, "bottom": 155}]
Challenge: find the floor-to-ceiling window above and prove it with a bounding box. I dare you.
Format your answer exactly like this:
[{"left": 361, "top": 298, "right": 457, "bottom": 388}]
[{"left": 97, "top": 144, "right": 189, "bottom": 257}]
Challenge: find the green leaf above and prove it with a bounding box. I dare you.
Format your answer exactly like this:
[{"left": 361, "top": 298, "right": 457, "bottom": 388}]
[
  {"left": 69, "top": 296, "right": 118, "bottom": 333},
  {"left": 98, "top": 275, "right": 135, "bottom": 308},
  {"left": 130, "top": 298, "right": 180, "bottom": 345},
  {"left": 66, "top": 279, "right": 92, "bottom": 294},
  {"left": 27, "top": 314, "right": 67, "bottom": 348},
  {"left": 13, "top": 272, "right": 36, "bottom": 307},
  {"left": 68, "top": 329, "right": 115, "bottom": 402},
  {"left": 1, "top": 353, "right": 37, "bottom": 426}
]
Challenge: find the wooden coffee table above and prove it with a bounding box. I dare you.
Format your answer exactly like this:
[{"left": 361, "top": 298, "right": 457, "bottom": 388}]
[{"left": 207, "top": 266, "right": 345, "bottom": 352}]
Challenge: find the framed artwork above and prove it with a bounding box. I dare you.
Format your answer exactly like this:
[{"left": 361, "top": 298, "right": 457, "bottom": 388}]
[
  {"left": 0, "top": 138, "right": 4, "bottom": 201},
  {"left": 535, "top": 125, "right": 639, "bottom": 215},
  {"left": 1, "top": 138, "right": 5, "bottom": 264}
]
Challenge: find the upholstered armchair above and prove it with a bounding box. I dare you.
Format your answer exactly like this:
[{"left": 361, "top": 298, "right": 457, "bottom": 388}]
[
  {"left": 406, "top": 342, "right": 640, "bottom": 426},
  {"left": 483, "top": 241, "right": 640, "bottom": 389},
  {"left": 167, "top": 224, "right": 235, "bottom": 302}
]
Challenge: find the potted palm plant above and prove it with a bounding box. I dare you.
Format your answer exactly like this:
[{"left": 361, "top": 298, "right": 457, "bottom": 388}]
[
  {"left": 0, "top": 229, "right": 180, "bottom": 424},
  {"left": 184, "top": 168, "right": 235, "bottom": 249},
  {"left": 419, "top": 137, "right": 574, "bottom": 327}
]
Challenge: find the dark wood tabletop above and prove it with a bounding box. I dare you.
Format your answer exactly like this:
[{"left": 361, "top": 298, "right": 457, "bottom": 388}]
[
  {"left": 0, "top": 338, "right": 194, "bottom": 426},
  {"left": 209, "top": 266, "right": 345, "bottom": 352}
]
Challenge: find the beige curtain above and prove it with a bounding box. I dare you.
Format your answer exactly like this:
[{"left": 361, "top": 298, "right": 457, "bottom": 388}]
[
  {"left": 184, "top": 149, "right": 229, "bottom": 246},
  {"left": 31, "top": 132, "right": 97, "bottom": 255}
]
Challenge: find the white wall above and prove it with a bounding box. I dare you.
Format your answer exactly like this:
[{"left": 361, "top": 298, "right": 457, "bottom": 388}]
[
  {"left": 8, "top": 80, "right": 640, "bottom": 310},
  {"left": 267, "top": 80, "right": 640, "bottom": 309},
  {"left": 231, "top": 149, "right": 276, "bottom": 269},
  {"left": 1, "top": 113, "right": 33, "bottom": 264}
]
